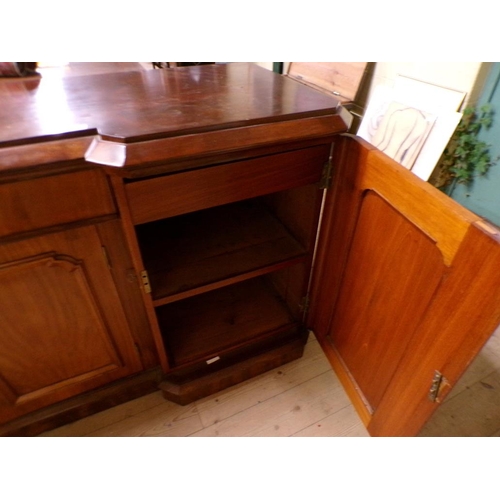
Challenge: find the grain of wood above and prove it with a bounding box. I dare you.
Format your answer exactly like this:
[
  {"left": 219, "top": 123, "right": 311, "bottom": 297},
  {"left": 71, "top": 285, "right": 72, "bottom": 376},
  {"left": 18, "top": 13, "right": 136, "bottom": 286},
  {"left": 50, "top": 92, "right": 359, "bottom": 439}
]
[
  {"left": 41, "top": 337, "right": 366, "bottom": 437},
  {"left": 41, "top": 392, "right": 167, "bottom": 437},
  {"left": 292, "top": 405, "right": 370, "bottom": 437},
  {"left": 41, "top": 327, "right": 500, "bottom": 437},
  {"left": 447, "top": 343, "right": 500, "bottom": 398},
  {"left": 420, "top": 325, "right": 500, "bottom": 437},
  {"left": 85, "top": 400, "right": 203, "bottom": 437},
  {"left": 189, "top": 370, "right": 351, "bottom": 437},
  {"left": 419, "top": 370, "right": 500, "bottom": 437},
  {"left": 194, "top": 339, "right": 332, "bottom": 428}
]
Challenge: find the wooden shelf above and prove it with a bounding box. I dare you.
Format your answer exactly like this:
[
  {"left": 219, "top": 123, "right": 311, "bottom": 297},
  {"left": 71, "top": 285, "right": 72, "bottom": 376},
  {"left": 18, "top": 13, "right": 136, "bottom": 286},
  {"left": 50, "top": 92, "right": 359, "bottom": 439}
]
[
  {"left": 156, "top": 276, "right": 299, "bottom": 367},
  {"left": 136, "top": 199, "right": 307, "bottom": 305}
]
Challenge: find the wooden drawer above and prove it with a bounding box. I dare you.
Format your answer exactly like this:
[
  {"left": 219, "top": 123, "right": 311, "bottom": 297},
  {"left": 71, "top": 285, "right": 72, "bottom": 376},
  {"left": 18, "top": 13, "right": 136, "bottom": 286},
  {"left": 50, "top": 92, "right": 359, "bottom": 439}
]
[
  {"left": 125, "top": 145, "right": 330, "bottom": 225},
  {"left": 0, "top": 169, "right": 116, "bottom": 238}
]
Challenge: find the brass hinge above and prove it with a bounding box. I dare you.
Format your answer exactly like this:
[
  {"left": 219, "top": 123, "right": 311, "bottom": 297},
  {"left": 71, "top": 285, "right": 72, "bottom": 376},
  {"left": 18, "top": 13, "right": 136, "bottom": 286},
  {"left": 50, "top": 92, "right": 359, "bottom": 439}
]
[
  {"left": 140, "top": 270, "right": 152, "bottom": 294},
  {"left": 319, "top": 159, "right": 334, "bottom": 189},
  {"left": 428, "top": 370, "right": 450, "bottom": 403}
]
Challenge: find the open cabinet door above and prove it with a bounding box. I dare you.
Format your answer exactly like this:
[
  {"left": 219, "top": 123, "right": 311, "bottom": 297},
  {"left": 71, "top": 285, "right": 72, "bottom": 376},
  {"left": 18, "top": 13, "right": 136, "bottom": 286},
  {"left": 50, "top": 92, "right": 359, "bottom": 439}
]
[{"left": 308, "top": 134, "right": 500, "bottom": 437}]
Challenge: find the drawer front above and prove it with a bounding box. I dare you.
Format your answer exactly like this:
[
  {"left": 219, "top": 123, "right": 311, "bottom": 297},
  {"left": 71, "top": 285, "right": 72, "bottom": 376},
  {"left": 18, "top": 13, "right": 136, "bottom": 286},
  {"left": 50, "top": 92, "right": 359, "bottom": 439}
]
[
  {"left": 0, "top": 169, "right": 116, "bottom": 238},
  {"left": 125, "top": 145, "right": 330, "bottom": 225}
]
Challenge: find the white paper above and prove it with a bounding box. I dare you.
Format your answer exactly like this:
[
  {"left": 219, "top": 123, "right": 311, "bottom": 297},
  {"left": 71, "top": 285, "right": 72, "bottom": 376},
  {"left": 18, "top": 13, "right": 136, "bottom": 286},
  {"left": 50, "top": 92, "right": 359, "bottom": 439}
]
[
  {"left": 357, "top": 76, "right": 466, "bottom": 180},
  {"left": 411, "top": 111, "right": 462, "bottom": 180},
  {"left": 393, "top": 75, "right": 466, "bottom": 114}
]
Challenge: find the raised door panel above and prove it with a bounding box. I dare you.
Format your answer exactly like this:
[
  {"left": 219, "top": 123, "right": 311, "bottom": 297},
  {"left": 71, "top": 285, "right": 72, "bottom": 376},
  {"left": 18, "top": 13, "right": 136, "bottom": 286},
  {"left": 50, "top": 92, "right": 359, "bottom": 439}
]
[
  {"left": 309, "top": 135, "right": 500, "bottom": 436},
  {"left": 329, "top": 191, "right": 446, "bottom": 410},
  {"left": 0, "top": 226, "right": 143, "bottom": 423}
]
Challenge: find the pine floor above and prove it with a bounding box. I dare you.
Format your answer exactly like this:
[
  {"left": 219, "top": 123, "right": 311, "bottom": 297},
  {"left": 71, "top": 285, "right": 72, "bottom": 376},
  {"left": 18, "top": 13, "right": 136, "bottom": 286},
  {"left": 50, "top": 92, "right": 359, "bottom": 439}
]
[
  {"left": 41, "top": 336, "right": 369, "bottom": 437},
  {"left": 40, "top": 325, "right": 500, "bottom": 437},
  {"left": 419, "top": 323, "right": 500, "bottom": 437}
]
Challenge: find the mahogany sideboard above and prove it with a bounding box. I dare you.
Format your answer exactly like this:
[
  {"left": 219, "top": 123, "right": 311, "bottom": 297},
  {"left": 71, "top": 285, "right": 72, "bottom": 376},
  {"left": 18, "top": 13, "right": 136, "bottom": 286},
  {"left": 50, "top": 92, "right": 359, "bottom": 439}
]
[{"left": 2, "top": 63, "right": 500, "bottom": 437}]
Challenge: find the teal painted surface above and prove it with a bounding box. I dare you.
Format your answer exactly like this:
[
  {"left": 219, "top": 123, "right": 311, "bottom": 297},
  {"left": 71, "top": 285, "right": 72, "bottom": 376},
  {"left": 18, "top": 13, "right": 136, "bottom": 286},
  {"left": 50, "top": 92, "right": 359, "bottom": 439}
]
[
  {"left": 450, "top": 63, "right": 500, "bottom": 226},
  {"left": 272, "top": 62, "right": 283, "bottom": 74}
]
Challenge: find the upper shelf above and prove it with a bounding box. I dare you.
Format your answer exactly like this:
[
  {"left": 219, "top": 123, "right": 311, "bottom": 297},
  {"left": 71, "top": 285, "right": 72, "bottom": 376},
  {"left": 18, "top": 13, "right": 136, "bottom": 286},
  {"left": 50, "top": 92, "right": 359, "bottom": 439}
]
[{"left": 136, "top": 198, "right": 309, "bottom": 306}]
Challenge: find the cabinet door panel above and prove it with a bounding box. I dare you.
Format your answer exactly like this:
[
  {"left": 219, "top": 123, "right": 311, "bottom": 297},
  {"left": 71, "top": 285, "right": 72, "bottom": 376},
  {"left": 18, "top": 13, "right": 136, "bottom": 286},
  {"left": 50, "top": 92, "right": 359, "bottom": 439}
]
[
  {"left": 309, "top": 135, "right": 500, "bottom": 436},
  {"left": 329, "top": 190, "right": 446, "bottom": 410},
  {"left": 0, "top": 226, "right": 142, "bottom": 423}
]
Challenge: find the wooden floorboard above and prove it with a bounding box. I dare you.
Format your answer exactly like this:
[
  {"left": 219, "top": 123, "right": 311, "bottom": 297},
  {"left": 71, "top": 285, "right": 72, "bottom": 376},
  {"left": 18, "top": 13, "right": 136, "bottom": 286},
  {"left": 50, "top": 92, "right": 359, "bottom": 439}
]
[
  {"left": 420, "top": 324, "right": 500, "bottom": 437},
  {"left": 292, "top": 405, "right": 369, "bottom": 437},
  {"left": 193, "top": 339, "right": 332, "bottom": 428},
  {"left": 191, "top": 371, "right": 351, "bottom": 437},
  {"left": 41, "top": 337, "right": 368, "bottom": 437},
  {"left": 41, "top": 325, "right": 500, "bottom": 437}
]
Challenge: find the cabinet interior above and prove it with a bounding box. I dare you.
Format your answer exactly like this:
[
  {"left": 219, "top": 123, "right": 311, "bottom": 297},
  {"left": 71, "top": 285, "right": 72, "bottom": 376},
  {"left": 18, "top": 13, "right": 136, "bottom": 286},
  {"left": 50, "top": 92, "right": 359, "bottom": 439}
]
[{"left": 134, "top": 183, "right": 322, "bottom": 370}]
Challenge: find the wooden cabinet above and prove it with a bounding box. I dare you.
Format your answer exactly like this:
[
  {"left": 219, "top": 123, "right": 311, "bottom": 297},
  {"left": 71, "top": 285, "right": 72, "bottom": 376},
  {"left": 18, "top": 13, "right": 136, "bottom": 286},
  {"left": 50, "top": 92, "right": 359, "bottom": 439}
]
[
  {"left": 111, "top": 147, "right": 327, "bottom": 404},
  {"left": 107, "top": 130, "right": 500, "bottom": 436},
  {"left": 3, "top": 63, "right": 500, "bottom": 436},
  {"left": 0, "top": 167, "right": 156, "bottom": 429},
  {"left": 0, "top": 224, "right": 144, "bottom": 423}
]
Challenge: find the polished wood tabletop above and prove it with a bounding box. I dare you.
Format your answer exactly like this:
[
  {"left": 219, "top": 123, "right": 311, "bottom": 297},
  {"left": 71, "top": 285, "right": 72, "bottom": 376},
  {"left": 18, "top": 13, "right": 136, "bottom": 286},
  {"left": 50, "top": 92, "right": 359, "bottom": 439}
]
[{"left": 0, "top": 63, "right": 341, "bottom": 147}]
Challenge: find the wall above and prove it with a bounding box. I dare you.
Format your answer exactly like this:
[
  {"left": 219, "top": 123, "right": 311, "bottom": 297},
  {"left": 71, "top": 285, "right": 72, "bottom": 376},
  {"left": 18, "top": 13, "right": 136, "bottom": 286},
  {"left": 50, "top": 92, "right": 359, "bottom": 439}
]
[
  {"left": 449, "top": 63, "right": 500, "bottom": 226},
  {"left": 253, "top": 62, "right": 274, "bottom": 71}
]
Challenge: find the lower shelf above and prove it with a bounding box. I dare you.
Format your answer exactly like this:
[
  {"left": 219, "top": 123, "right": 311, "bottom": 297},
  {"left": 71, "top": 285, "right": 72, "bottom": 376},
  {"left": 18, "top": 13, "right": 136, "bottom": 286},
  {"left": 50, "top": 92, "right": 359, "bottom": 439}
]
[{"left": 157, "top": 276, "right": 300, "bottom": 368}]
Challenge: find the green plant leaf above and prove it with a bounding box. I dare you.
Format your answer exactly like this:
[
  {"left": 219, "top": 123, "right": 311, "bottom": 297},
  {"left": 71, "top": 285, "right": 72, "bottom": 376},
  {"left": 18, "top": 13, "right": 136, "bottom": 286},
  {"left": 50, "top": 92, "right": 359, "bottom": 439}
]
[{"left": 434, "top": 103, "right": 497, "bottom": 189}]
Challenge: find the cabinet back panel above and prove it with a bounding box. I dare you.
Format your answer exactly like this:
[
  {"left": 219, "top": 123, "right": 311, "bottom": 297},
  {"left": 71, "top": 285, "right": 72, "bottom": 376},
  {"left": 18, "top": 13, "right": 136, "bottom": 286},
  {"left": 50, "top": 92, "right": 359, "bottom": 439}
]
[{"left": 262, "top": 183, "right": 323, "bottom": 250}]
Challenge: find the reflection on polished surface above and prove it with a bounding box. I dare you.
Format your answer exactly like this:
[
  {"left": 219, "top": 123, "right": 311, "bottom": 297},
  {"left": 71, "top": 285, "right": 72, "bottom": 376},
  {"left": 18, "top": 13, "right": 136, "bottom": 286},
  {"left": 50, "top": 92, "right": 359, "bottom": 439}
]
[{"left": 0, "top": 63, "right": 339, "bottom": 146}]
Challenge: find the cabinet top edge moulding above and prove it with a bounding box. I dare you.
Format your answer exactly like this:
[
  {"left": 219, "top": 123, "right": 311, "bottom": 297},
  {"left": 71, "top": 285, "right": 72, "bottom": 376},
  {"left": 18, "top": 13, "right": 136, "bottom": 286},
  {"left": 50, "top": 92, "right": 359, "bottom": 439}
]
[{"left": 0, "top": 63, "right": 350, "bottom": 177}]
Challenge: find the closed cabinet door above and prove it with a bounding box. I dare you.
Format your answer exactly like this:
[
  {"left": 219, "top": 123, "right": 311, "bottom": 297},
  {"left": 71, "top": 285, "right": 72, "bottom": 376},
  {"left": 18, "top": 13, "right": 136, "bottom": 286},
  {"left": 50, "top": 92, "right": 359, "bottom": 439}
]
[
  {"left": 0, "top": 225, "right": 143, "bottom": 423},
  {"left": 309, "top": 135, "right": 500, "bottom": 436}
]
